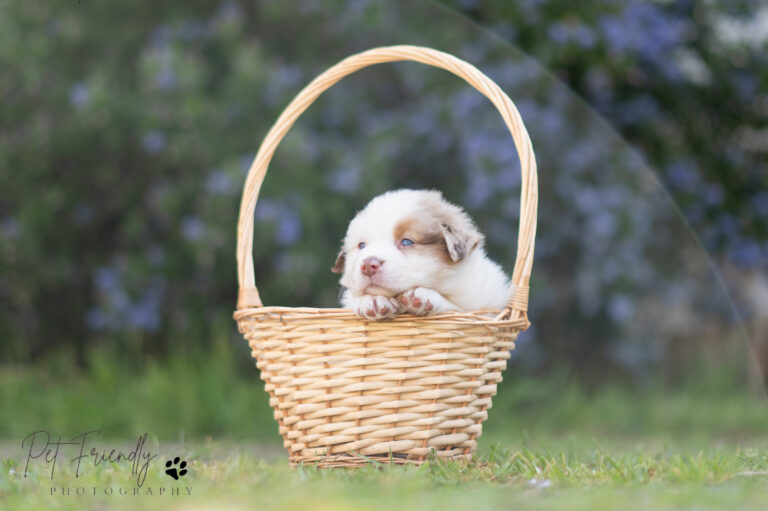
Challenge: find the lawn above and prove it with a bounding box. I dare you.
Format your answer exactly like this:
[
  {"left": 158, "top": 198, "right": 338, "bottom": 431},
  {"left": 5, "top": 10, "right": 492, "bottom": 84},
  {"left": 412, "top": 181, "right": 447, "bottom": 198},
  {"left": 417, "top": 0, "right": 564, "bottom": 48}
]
[
  {"left": 1, "top": 345, "right": 768, "bottom": 510},
  {"left": 3, "top": 436, "right": 768, "bottom": 510}
]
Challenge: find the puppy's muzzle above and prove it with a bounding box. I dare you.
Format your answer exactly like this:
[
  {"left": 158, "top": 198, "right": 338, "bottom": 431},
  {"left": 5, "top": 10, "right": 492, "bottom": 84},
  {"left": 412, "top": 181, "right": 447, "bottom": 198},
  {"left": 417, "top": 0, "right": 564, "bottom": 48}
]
[{"left": 361, "top": 256, "right": 383, "bottom": 277}]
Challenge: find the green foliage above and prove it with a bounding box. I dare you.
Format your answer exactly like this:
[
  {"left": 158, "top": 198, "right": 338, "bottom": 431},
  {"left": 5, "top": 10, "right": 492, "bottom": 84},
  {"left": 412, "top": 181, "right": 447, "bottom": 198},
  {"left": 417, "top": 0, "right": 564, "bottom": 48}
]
[
  {"left": 440, "top": 0, "right": 768, "bottom": 262},
  {"left": 0, "top": 344, "right": 765, "bottom": 440},
  {"left": 0, "top": 0, "right": 762, "bottom": 383},
  {"left": 0, "top": 341, "right": 275, "bottom": 440}
]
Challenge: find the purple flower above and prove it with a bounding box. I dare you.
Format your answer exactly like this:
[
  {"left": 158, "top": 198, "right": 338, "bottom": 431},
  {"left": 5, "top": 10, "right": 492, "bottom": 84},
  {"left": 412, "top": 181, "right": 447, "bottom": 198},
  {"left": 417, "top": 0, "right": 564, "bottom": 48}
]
[
  {"left": 85, "top": 308, "right": 109, "bottom": 330},
  {"left": 496, "top": 165, "right": 521, "bottom": 190},
  {"left": 154, "top": 67, "right": 177, "bottom": 90},
  {"left": 666, "top": 159, "right": 700, "bottom": 190},
  {"left": 142, "top": 131, "right": 166, "bottom": 154},
  {"left": 126, "top": 304, "right": 160, "bottom": 331},
  {"left": 69, "top": 83, "right": 90, "bottom": 109},
  {"left": 216, "top": 1, "right": 242, "bottom": 22},
  {"left": 547, "top": 21, "right": 596, "bottom": 49},
  {"left": 732, "top": 73, "right": 758, "bottom": 102},
  {"left": 751, "top": 191, "right": 768, "bottom": 216},
  {"left": 181, "top": 216, "right": 205, "bottom": 241},
  {"left": 88, "top": 269, "right": 166, "bottom": 333},
  {"left": 206, "top": 170, "right": 237, "bottom": 195},
  {"left": 94, "top": 267, "right": 121, "bottom": 292},
  {"left": 277, "top": 65, "right": 302, "bottom": 88},
  {"left": 599, "top": 2, "right": 687, "bottom": 67},
  {"left": 589, "top": 212, "right": 617, "bottom": 238},
  {"left": 275, "top": 211, "right": 302, "bottom": 245},
  {"left": 729, "top": 239, "right": 765, "bottom": 267},
  {"left": 1, "top": 217, "right": 20, "bottom": 240},
  {"left": 255, "top": 200, "right": 280, "bottom": 221},
  {"left": 608, "top": 294, "right": 634, "bottom": 321},
  {"left": 717, "top": 213, "right": 742, "bottom": 238},
  {"left": 701, "top": 182, "right": 724, "bottom": 207},
  {"left": 463, "top": 172, "right": 493, "bottom": 209},
  {"left": 326, "top": 166, "right": 361, "bottom": 194},
  {"left": 126, "top": 280, "right": 165, "bottom": 332}
]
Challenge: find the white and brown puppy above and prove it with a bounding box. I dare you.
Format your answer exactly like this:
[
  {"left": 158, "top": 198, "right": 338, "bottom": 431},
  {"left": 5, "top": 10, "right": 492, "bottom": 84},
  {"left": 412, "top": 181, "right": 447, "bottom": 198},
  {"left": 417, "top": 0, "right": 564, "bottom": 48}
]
[{"left": 332, "top": 189, "right": 510, "bottom": 319}]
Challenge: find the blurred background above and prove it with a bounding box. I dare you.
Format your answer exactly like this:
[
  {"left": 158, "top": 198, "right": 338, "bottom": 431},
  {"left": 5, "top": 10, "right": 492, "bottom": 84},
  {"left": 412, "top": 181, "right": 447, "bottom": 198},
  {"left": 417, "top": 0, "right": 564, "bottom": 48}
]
[{"left": 1, "top": 0, "right": 766, "bottom": 443}]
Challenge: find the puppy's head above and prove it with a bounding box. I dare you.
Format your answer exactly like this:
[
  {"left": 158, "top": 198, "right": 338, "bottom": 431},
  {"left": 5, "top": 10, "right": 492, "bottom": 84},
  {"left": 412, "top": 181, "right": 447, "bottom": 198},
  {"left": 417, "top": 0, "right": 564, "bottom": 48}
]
[{"left": 332, "top": 189, "right": 483, "bottom": 297}]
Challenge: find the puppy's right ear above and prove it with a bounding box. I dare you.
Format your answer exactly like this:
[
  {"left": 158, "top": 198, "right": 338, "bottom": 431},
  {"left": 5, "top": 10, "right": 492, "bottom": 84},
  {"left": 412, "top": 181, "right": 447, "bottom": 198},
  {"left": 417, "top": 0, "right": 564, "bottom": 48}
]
[{"left": 331, "top": 248, "right": 346, "bottom": 273}]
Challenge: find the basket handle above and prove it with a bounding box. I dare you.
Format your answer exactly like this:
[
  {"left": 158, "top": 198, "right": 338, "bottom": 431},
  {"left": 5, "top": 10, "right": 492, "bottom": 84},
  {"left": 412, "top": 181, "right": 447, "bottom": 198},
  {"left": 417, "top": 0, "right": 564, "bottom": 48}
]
[{"left": 236, "top": 45, "right": 538, "bottom": 321}]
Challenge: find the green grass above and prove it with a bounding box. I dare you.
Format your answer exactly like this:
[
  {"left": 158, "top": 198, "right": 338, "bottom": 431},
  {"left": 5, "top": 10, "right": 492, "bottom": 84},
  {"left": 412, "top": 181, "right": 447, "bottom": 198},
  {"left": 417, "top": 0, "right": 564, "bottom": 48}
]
[
  {"left": 2, "top": 343, "right": 768, "bottom": 509},
  {"left": 2, "top": 437, "right": 768, "bottom": 510}
]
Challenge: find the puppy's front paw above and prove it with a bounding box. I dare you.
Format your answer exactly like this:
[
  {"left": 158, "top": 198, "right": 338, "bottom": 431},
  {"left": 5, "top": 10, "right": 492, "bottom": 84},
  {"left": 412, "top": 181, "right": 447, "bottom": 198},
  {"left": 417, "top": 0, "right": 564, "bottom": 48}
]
[
  {"left": 397, "top": 287, "right": 452, "bottom": 315},
  {"left": 351, "top": 295, "right": 401, "bottom": 320}
]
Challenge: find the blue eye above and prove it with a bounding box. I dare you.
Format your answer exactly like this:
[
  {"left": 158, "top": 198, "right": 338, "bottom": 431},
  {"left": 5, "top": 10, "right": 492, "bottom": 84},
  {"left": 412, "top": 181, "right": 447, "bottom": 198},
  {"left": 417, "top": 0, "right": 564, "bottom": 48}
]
[
  {"left": 358, "top": 242, "right": 366, "bottom": 249},
  {"left": 400, "top": 238, "right": 414, "bottom": 247}
]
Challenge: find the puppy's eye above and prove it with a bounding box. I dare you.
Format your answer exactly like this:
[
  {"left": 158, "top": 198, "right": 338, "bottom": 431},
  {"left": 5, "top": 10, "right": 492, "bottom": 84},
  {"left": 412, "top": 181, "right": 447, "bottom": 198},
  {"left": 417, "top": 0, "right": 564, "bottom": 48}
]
[
  {"left": 400, "top": 238, "right": 414, "bottom": 247},
  {"left": 358, "top": 242, "right": 367, "bottom": 249}
]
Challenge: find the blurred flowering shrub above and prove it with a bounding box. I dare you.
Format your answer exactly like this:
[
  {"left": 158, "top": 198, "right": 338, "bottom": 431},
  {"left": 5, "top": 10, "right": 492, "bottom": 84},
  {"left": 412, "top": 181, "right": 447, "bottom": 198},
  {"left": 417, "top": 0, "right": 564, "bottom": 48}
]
[
  {"left": 0, "top": 0, "right": 761, "bottom": 380},
  {"left": 447, "top": 0, "right": 767, "bottom": 268}
]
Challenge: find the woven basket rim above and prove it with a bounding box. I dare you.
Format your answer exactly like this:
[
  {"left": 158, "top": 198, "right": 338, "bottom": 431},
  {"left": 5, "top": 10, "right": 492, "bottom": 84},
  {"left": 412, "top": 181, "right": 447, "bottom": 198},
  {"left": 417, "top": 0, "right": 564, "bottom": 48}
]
[{"left": 234, "top": 306, "right": 530, "bottom": 328}]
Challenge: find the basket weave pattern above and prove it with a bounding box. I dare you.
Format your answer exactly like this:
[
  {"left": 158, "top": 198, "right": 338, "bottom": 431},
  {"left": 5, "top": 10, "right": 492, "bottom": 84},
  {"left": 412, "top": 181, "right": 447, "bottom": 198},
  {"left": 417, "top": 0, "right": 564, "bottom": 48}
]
[{"left": 234, "top": 46, "right": 538, "bottom": 467}]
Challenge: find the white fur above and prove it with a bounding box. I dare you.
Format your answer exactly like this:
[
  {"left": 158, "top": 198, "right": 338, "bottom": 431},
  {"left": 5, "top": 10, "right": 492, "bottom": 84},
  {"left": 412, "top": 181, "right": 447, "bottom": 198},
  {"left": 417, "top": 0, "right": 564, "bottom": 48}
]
[{"left": 335, "top": 189, "right": 510, "bottom": 319}]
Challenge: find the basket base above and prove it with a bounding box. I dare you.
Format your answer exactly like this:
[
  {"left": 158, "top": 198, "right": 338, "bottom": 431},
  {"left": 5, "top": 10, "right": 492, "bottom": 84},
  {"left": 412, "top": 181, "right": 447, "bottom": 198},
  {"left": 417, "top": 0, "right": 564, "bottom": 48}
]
[{"left": 289, "top": 452, "right": 473, "bottom": 468}]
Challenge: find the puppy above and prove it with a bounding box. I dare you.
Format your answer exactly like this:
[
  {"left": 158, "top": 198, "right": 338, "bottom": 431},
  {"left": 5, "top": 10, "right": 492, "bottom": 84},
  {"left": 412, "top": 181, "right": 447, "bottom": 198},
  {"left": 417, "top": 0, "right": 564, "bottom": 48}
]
[{"left": 332, "top": 189, "right": 510, "bottom": 319}]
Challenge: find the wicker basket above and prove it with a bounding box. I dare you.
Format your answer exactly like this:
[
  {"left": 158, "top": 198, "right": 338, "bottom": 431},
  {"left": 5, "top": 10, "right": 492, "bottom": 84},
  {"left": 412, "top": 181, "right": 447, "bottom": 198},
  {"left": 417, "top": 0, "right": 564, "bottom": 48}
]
[{"left": 234, "top": 45, "right": 538, "bottom": 467}]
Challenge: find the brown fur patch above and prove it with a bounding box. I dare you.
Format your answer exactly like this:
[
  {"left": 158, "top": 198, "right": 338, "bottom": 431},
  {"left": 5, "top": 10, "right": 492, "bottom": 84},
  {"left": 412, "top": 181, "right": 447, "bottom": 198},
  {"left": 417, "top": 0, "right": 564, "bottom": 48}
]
[
  {"left": 392, "top": 192, "right": 484, "bottom": 264},
  {"left": 331, "top": 249, "right": 346, "bottom": 273},
  {"left": 393, "top": 215, "right": 454, "bottom": 264}
]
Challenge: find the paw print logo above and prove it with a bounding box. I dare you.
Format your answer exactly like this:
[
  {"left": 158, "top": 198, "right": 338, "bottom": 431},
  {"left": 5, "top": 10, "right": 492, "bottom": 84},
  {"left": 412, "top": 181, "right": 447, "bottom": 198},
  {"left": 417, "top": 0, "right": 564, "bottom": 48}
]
[{"left": 164, "top": 457, "right": 188, "bottom": 480}]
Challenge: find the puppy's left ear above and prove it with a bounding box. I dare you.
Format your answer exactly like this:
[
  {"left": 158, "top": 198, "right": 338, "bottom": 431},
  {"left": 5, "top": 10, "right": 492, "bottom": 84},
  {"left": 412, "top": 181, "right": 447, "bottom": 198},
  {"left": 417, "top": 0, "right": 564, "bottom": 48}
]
[
  {"left": 331, "top": 248, "right": 346, "bottom": 273},
  {"left": 440, "top": 221, "right": 483, "bottom": 262},
  {"left": 424, "top": 190, "right": 484, "bottom": 263}
]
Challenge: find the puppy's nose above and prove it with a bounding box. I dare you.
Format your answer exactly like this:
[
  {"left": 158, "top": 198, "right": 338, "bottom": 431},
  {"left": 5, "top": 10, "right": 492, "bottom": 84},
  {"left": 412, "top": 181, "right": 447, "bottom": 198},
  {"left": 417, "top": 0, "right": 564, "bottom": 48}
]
[{"left": 361, "top": 257, "right": 383, "bottom": 277}]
